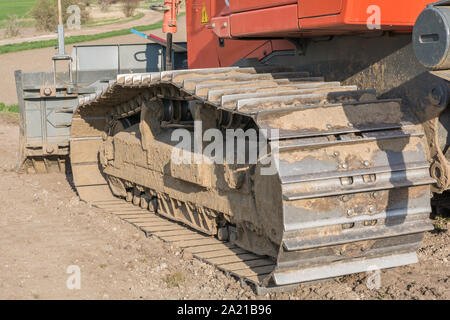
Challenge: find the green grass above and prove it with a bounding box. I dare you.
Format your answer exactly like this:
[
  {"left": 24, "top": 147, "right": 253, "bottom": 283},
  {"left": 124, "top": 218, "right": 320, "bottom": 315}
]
[
  {"left": 0, "top": 102, "right": 19, "bottom": 120},
  {"left": 0, "top": 0, "right": 35, "bottom": 28},
  {"left": 433, "top": 216, "right": 449, "bottom": 232},
  {"left": 164, "top": 271, "right": 185, "bottom": 288},
  {"left": 0, "top": 0, "right": 35, "bottom": 22},
  {"left": 0, "top": 10, "right": 185, "bottom": 55},
  {"left": 0, "top": 20, "right": 164, "bottom": 54},
  {"left": 0, "top": 103, "right": 19, "bottom": 113}
]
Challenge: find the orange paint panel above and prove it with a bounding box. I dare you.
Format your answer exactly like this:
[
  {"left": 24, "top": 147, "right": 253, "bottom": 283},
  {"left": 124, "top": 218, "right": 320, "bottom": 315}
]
[
  {"left": 210, "top": 0, "right": 228, "bottom": 16},
  {"left": 186, "top": 0, "right": 432, "bottom": 69},
  {"left": 230, "top": 4, "right": 300, "bottom": 37},
  {"left": 163, "top": 0, "right": 178, "bottom": 33},
  {"left": 217, "top": 40, "right": 269, "bottom": 66},
  {"left": 216, "top": 39, "right": 295, "bottom": 67},
  {"left": 299, "top": 0, "right": 343, "bottom": 18},
  {"left": 217, "top": 0, "right": 429, "bottom": 38},
  {"left": 343, "top": 0, "right": 428, "bottom": 25},
  {"left": 245, "top": 41, "right": 273, "bottom": 60},
  {"left": 229, "top": 0, "right": 296, "bottom": 13},
  {"left": 298, "top": 0, "right": 430, "bottom": 30},
  {"left": 271, "top": 39, "right": 295, "bottom": 51},
  {"left": 211, "top": 16, "right": 231, "bottom": 38},
  {"left": 298, "top": 14, "right": 352, "bottom": 30},
  {"left": 187, "top": 0, "right": 220, "bottom": 68}
]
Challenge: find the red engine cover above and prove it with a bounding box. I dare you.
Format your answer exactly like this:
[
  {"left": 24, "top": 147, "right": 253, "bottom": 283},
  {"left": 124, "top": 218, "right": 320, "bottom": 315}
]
[{"left": 186, "top": 0, "right": 432, "bottom": 68}]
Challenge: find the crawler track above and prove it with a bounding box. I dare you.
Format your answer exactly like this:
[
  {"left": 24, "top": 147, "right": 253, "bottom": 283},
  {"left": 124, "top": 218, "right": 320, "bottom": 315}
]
[
  {"left": 91, "top": 197, "right": 278, "bottom": 293},
  {"left": 69, "top": 66, "right": 434, "bottom": 289}
]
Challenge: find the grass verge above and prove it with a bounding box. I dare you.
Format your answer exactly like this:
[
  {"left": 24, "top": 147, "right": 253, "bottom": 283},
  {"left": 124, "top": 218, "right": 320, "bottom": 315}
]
[
  {"left": 0, "top": 0, "right": 35, "bottom": 22},
  {"left": 433, "top": 216, "right": 449, "bottom": 233},
  {"left": 0, "top": 103, "right": 19, "bottom": 113},
  {"left": 0, "top": 19, "right": 164, "bottom": 55},
  {"left": 0, "top": 103, "right": 19, "bottom": 123},
  {"left": 164, "top": 271, "right": 185, "bottom": 288}
]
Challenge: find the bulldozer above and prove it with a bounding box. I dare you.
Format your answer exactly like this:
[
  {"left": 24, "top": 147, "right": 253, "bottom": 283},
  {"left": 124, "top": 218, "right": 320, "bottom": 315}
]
[{"left": 13, "top": 0, "right": 450, "bottom": 291}]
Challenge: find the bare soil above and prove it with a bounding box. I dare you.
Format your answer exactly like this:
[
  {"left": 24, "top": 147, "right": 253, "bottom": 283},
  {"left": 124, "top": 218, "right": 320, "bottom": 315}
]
[{"left": 0, "top": 114, "right": 448, "bottom": 300}]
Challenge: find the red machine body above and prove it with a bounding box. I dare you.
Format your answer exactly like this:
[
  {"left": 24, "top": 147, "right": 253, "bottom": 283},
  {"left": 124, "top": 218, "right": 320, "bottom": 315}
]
[
  {"left": 162, "top": 0, "right": 179, "bottom": 34},
  {"left": 185, "top": 0, "right": 431, "bottom": 68}
]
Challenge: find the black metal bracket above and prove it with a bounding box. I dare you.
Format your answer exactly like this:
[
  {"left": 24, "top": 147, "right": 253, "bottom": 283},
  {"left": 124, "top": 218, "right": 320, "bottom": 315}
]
[{"left": 289, "top": 38, "right": 310, "bottom": 56}]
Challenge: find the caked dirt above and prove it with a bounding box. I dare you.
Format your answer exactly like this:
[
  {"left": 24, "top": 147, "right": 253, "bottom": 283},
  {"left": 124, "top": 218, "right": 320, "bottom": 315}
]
[{"left": 0, "top": 115, "right": 448, "bottom": 300}]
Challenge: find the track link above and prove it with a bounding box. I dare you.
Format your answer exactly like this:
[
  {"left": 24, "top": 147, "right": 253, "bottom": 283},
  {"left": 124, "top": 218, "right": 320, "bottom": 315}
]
[{"left": 91, "top": 198, "right": 276, "bottom": 292}]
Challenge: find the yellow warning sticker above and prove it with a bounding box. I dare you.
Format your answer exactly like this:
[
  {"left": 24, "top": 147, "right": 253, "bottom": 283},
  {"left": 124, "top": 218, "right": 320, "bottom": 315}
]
[{"left": 201, "top": 4, "right": 209, "bottom": 24}]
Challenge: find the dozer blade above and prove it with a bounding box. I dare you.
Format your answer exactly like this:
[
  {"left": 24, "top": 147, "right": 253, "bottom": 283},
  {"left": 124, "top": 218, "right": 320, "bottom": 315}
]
[
  {"left": 68, "top": 66, "right": 434, "bottom": 289},
  {"left": 14, "top": 43, "right": 186, "bottom": 174},
  {"left": 14, "top": 70, "right": 76, "bottom": 174}
]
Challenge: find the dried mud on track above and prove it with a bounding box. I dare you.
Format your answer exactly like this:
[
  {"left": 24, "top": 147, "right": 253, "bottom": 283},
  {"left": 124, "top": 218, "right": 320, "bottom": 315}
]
[{"left": 0, "top": 115, "right": 448, "bottom": 300}]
